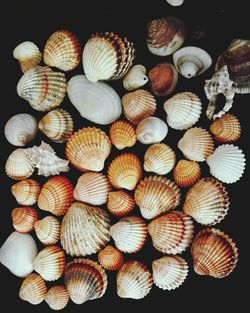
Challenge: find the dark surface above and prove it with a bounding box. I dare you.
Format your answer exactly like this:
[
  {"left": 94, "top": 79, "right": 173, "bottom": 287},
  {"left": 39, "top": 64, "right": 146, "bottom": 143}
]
[{"left": 0, "top": 0, "right": 249, "bottom": 312}]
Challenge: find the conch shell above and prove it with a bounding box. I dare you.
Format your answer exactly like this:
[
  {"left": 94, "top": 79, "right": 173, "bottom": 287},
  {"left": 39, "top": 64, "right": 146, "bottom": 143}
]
[
  {"left": 136, "top": 117, "right": 168, "bottom": 144},
  {"left": 123, "top": 65, "right": 148, "bottom": 91},
  {"left": 13, "top": 41, "right": 42, "bottom": 72}
]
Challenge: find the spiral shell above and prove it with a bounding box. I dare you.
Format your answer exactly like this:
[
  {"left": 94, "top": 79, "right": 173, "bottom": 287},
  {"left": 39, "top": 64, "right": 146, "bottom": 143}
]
[
  {"left": 98, "top": 245, "right": 124, "bottom": 271},
  {"left": 11, "top": 179, "right": 41, "bottom": 205},
  {"left": 45, "top": 286, "right": 69, "bottom": 311},
  {"left": 109, "top": 120, "right": 136, "bottom": 150},
  {"left": 173, "top": 160, "right": 201, "bottom": 187},
  {"left": 34, "top": 216, "right": 61, "bottom": 246},
  {"left": 123, "top": 65, "right": 148, "bottom": 91},
  {"left": 107, "top": 190, "right": 135, "bottom": 216},
  {"left": 19, "top": 273, "right": 47, "bottom": 305},
  {"left": 12, "top": 207, "right": 39, "bottom": 233},
  {"left": 136, "top": 117, "right": 168, "bottom": 144},
  {"left": 210, "top": 113, "right": 241, "bottom": 142}
]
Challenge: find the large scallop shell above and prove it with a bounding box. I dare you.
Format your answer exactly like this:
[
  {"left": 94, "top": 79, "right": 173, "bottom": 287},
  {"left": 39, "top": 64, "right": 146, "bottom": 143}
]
[
  {"left": 19, "top": 273, "right": 47, "bottom": 305},
  {"left": 12, "top": 207, "right": 39, "bottom": 233},
  {"left": 107, "top": 190, "right": 135, "bottom": 216},
  {"left": 136, "top": 117, "right": 168, "bottom": 144},
  {"left": 11, "top": 179, "right": 41, "bottom": 205},
  {"left": 98, "top": 245, "right": 124, "bottom": 271},
  {"left": 45, "top": 285, "right": 69, "bottom": 311},
  {"left": 123, "top": 65, "right": 148, "bottom": 91},
  {"left": 173, "top": 160, "right": 201, "bottom": 187},
  {"left": 34, "top": 216, "right": 61, "bottom": 246},
  {"left": 210, "top": 113, "right": 241, "bottom": 142},
  {"left": 109, "top": 120, "right": 136, "bottom": 150}
]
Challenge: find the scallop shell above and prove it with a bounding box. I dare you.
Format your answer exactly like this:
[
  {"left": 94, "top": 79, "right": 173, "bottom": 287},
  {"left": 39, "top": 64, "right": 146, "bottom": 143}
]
[
  {"left": 11, "top": 179, "right": 41, "bottom": 205},
  {"left": 135, "top": 175, "right": 181, "bottom": 220},
  {"left": 123, "top": 65, "right": 148, "bottom": 91},
  {"left": 152, "top": 255, "right": 188, "bottom": 290},
  {"left": 110, "top": 216, "right": 147, "bottom": 253},
  {"left": 19, "top": 273, "right": 47, "bottom": 305},
  {"left": 107, "top": 153, "right": 142, "bottom": 190},
  {"left": 44, "top": 30, "right": 81, "bottom": 71},
  {"left": 164, "top": 92, "right": 202, "bottom": 130},
  {"left": 12, "top": 207, "right": 39, "bottom": 233},
  {"left": 148, "top": 211, "right": 194, "bottom": 254},
  {"left": 206, "top": 144, "right": 246, "bottom": 184},
  {"left": 45, "top": 286, "right": 69, "bottom": 311},
  {"left": 34, "top": 216, "right": 61, "bottom": 246},
  {"left": 144, "top": 143, "right": 176, "bottom": 175},
  {"left": 178, "top": 127, "right": 214, "bottom": 161},
  {"left": 173, "top": 160, "right": 201, "bottom": 187},
  {"left": 210, "top": 113, "right": 241, "bottom": 142},
  {"left": 107, "top": 190, "right": 135, "bottom": 216},
  {"left": 73, "top": 172, "right": 110, "bottom": 205},
  {"left": 117, "top": 261, "right": 153, "bottom": 299},
  {"left": 191, "top": 228, "right": 239, "bottom": 278},
  {"left": 66, "top": 127, "right": 111, "bottom": 172},
  {"left": 167, "top": 0, "right": 184, "bottom": 6},
  {"left": 136, "top": 117, "right": 168, "bottom": 144},
  {"left": 122, "top": 89, "right": 157, "bottom": 125},
  {"left": 98, "top": 245, "right": 124, "bottom": 271},
  {"left": 109, "top": 120, "right": 136, "bottom": 150}
]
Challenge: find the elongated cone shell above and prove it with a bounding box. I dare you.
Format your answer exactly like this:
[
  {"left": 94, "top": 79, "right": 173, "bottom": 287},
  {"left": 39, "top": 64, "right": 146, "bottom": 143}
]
[
  {"left": 98, "top": 245, "right": 124, "bottom": 270},
  {"left": 152, "top": 255, "right": 188, "bottom": 290},
  {"left": 38, "top": 176, "right": 74, "bottom": 216},
  {"left": 107, "top": 190, "right": 135, "bottom": 216},
  {"left": 123, "top": 64, "right": 148, "bottom": 91},
  {"left": 210, "top": 114, "right": 241, "bottom": 142},
  {"left": 61, "top": 202, "right": 111, "bottom": 256},
  {"left": 45, "top": 286, "right": 69, "bottom": 310},
  {"left": 148, "top": 211, "right": 194, "bottom": 254},
  {"left": 74, "top": 172, "right": 110, "bottom": 205},
  {"left": 173, "top": 160, "right": 201, "bottom": 187},
  {"left": 34, "top": 216, "right": 61, "bottom": 246},
  {"left": 108, "top": 153, "right": 142, "bottom": 190},
  {"left": 122, "top": 89, "right": 157, "bottom": 125},
  {"left": 19, "top": 273, "right": 47, "bottom": 305},
  {"left": 44, "top": 30, "right": 81, "bottom": 71},
  {"left": 11, "top": 179, "right": 41, "bottom": 205},
  {"left": 64, "top": 258, "right": 108, "bottom": 304},
  {"left": 136, "top": 117, "right": 168, "bottom": 144},
  {"left": 178, "top": 127, "right": 214, "bottom": 161},
  {"left": 110, "top": 120, "right": 136, "bottom": 150},
  {"left": 17, "top": 66, "right": 67, "bottom": 112},
  {"left": 191, "top": 228, "right": 239, "bottom": 278},
  {"left": 144, "top": 143, "right": 176, "bottom": 175},
  {"left": 66, "top": 127, "right": 111, "bottom": 172},
  {"left": 135, "top": 175, "right": 181, "bottom": 220},
  {"left": 110, "top": 216, "right": 147, "bottom": 253},
  {"left": 12, "top": 207, "right": 39, "bottom": 233},
  {"left": 117, "top": 261, "right": 153, "bottom": 299}
]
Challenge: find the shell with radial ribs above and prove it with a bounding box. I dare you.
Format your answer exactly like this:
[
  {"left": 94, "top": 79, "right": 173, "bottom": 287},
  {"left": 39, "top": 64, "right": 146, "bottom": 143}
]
[
  {"left": 109, "top": 120, "right": 136, "bottom": 150},
  {"left": 107, "top": 190, "right": 135, "bottom": 216},
  {"left": 45, "top": 286, "right": 69, "bottom": 311},
  {"left": 12, "top": 207, "right": 39, "bottom": 233},
  {"left": 34, "top": 216, "right": 61, "bottom": 246},
  {"left": 19, "top": 273, "right": 47, "bottom": 305},
  {"left": 98, "top": 245, "right": 124, "bottom": 271},
  {"left": 123, "top": 65, "right": 148, "bottom": 91},
  {"left": 173, "top": 160, "right": 201, "bottom": 187},
  {"left": 136, "top": 117, "right": 168, "bottom": 144},
  {"left": 11, "top": 179, "right": 41, "bottom": 205},
  {"left": 210, "top": 113, "right": 241, "bottom": 142}
]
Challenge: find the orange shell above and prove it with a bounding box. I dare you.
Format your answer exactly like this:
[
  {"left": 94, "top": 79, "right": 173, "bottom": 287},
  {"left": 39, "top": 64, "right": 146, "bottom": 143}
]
[
  {"left": 173, "top": 159, "right": 201, "bottom": 187},
  {"left": 98, "top": 245, "right": 124, "bottom": 271},
  {"left": 19, "top": 273, "right": 47, "bottom": 305},
  {"left": 210, "top": 113, "right": 241, "bottom": 142},
  {"left": 12, "top": 207, "right": 39, "bottom": 233},
  {"left": 107, "top": 190, "right": 135, "bottom": 216},
  {"left": 11, "top": 179, "right": 41, "bottom": 206},
  {"left": 45, "top": 285, "right": 69, "bottom": 310},
  {"left": 109, "top": 120, "right": 136, "bottom": 149}
]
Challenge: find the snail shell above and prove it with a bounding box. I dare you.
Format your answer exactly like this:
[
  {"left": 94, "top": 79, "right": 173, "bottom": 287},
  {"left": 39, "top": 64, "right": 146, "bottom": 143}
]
[
  {"left": 136, "top": 117, "right": 168, "bottom": 144},
  {"left": 123, "top": 65, "right": 148, "bottom": 91}
]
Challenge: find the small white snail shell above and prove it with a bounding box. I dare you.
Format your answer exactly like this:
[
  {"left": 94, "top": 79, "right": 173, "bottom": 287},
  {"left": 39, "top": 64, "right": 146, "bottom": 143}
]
[
  {"left": 167, "top": 0, "right": 184, "bottom": 6},
  {"left": 136, "top": 117, "right": 168, "bottom": 144},
  {"left": 123, "top": 65, "right": 148, "bottom": 91}
]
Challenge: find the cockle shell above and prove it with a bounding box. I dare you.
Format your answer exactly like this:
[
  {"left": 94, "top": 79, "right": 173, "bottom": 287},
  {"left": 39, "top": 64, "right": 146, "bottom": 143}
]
[
  {"left": 60, "top": 202, "right": 111, "bottom": 256},
  {"left": 123, "top": 65, "right": 148, "bottom": 91},
  {"left": 66, "top": 127, "right": 111, "bottom": 172},
  {"left": 191, "top": 228, "right": 239, "bottom": 278},
  {"left": 183, "top": 178, "right": 230, "bottom": 225},
  {"left": 107, "top": 153, "right": 142, "bottom": 190},
  {"left": 73, "top": 172, "right": 110, "bottom": 205},
  {"left": 44, "top": 30, "right": 81, "bottom": 71},
  {"left": 148, "top": 211, "right": 194, "bottom": 254},
  {"left": 12, "top": 207, "right": 39, "bottom": 233},
  {"left": 98, "top": 245, "right": 124, "bottom": 271},
  {"left": 107, "top": 190, "right": 135, "bottom": 216},
  {"left": 109, "top": 120, "right": 136, "bottom": 150},
  {"left": 173, "top": 160, "right": 201, "bottom": 187},
  {"left": 210, "top": 113, "right": 241, "bottom": 142},
  {"left": 11, "top": 179, "right": 41, "bottom": 205},
  {"left": 34, "top": 216, "right": 61, "bottom": 246},
  {"left": 110, "top": 216, "right": 147, "bottom": 253},
  {"left": 17, "top": 66, "right": 67, "bottom": 112},
  {"left": 19, "top": 273, "right": 47, "bottom": 305},
  {"left": 206, "top": 144, "right": 246, "bottom": 184},
  {"left": 45, "top": 286, "right": 69, "bottom": 311},
  {"left": 136, "top": 117, "right": 168, "bottom": 144},
  {"left": 135, "top": 175, "right": 181, "bottom": 219},
  {"left": 167, "top": 0, "right": 184, "bottom": 6},
  {"left": 117, "top": 261, "right": 153, "bottom": 299},
  {"left": 4, "top": 113, "right": 38, "bottom": 146}
]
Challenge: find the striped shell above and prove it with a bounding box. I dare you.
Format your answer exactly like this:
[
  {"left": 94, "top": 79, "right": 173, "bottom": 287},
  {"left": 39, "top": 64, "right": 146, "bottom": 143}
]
[
  {"left": 45, "top": 286, "right": 69, "bottom": 311},
  {"left": 107, "top": 190, "right": 135, "bottom": 216},
  {"left": 109, "top": 120, "right": 136, "bottom": 150},
  {"left": 210, "top": 113, "right": 241, "bottom": 142},
  {"left": 11, "top": 179, "right": 41, "bottom": 205},
  {"left": 173, "top": 160, "right": 201, "bottom": 187},
  {"left": 19, "top": 273, "right": 47, "bottom": 305},
  {"left": 34, "top": 216, "right": 61, "bottom": 246},
  {"left": 12, "top": 207, "right": 39, "bottom": 233},
  {"left": 98, "top": 245, "right": 124, "bottom": 271}
]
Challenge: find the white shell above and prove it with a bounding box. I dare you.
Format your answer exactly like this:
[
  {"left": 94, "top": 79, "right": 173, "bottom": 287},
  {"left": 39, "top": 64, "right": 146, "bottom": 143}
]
[
  {"left": 136, "top": 117, "right": 168, "bottom": 144},
  {"left": 13, "top": 41, "right": 42, "bottom": 72},
  {"left": 167, "top": 0, "right": 184, "bottom": 6},
  {"left": 123, "top": 65, "right": 148, "bottom": 91}
]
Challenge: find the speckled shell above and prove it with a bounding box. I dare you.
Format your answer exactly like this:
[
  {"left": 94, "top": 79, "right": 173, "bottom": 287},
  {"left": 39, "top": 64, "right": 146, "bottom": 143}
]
[
  {"left": 173, "top": 160, "right": 201, "bottom": 187},
  {"left": 19, "top": 273, "right": 47, "bottom": 305},
  {"left": 210, "top": 113, "right": 241, "bottom": 142},
  {"left": 123, "top": 65, "right": 148, "bottom": 91},
  {"left": 107, "top": 190, "right": 135, "bottom": 216},
  {"left": 109, "top": 120, "right": 136, "bottom": 150},
  {"left": 98, "top": 245, "right": 124, "bottom": 271},
  {"left": 11, "top": 179, "right": 41, "bottom": 205},
  {"left": 34, "top": 216, "right": 61, "bottom": 246},
  {"left": 45, "top": 286, "right": 69, "bottom": 311},
  {"left": 12, "top": 207, "right": 39, "bottom": 233}
]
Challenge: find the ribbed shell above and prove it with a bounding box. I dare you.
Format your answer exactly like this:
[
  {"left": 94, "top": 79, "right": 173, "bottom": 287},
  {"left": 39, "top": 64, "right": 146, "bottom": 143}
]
[
  {"left": 19, "top": 273, "right": 47, "bottom": 305},
  {"left": 109, "top": 120, "right": 136, "bottom": 150},
  {"left": 173, "top": 160, "right": 201, "bottom": 187},
  {"left": 210, "top": 113, "right": 241, "bottom": 142},
  {"left": 98, "top": 245, "right": 124, "bottom": 271},
  {"left": 12, "top": 207, "right": 39, "bottom": 233},
  {"left": 34, "top": 216, "right": 61, "bottom": 246},
  {"left": 107, "top": 190, "right": 135, "bottom": 216},
  {"left": 45, "top": 286, "right": 69, "bottom": 311},
  {"left": 11, "top": 179, "right": 41, "bottom": 205}
]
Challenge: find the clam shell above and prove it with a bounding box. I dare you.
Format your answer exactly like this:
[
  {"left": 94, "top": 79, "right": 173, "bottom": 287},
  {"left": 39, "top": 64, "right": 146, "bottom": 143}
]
[
  {"left": 136, "top": 117, "right": 168, "bottom": 144},
  {"left": 34, "top": 216, "right": 61, "bottom": 246},
  {"left": 12, "top": 207, "right": 39, "bottom": 233},
  {"left": 210, "top": 113, "right": 241, "bottom": 142},
  {"left": 19, "top": 273, "right": 47, "bottom": 305},
  {"left": 107, "top": 190, "right": 135, "bottom": 216},
  {"left": 98, "top": 245, "right": 124, "bottom": 271},
  {"left": 123, "top": 64, "right": 148, "bottom": 91},
  {"left": 11, "top": 179, "right": 41, "bottom": 205},
  {"left": 173, "top": 160, "right": 201, "bottom": 187},
  {"left": 45, "top": 286, "right": 69, "bottom": 310},
  {"left": 109, "top": 120, "right": 136, "bottom": 150}
]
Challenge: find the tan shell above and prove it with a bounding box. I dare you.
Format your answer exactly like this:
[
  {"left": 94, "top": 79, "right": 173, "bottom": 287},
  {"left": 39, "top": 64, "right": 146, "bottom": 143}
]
[
  {"left": 173, "top": 159, "right": 201, "bottom": 187},
  {"left": 34, "top": 216, "right": 61, "bottom": 246},
  {"left": 107, "top": 190, "right": 135, "bottom": 216},
  {"left": 210, "top": 113, "right": 241, "bottom": 142},
  {"left": 11, "top": 179, "right": 41, "bottom": 205},
  {"left": 19, "top": 273, "right": 47, "bottom": 305},
  {"left": 45, "top": 286, "right": 69, "bottom": 311},
  {"left": 98, "top": 245, "right": 124, "bottom": 271},
  {"left": 12, "top": 207, "right": 39, "bottom": 233},
  {"left": 123, "top": 64, "right": 148, "bottom": 91},
  {"left": 109, "top": 120, "right": 136, "bottom": 150}
]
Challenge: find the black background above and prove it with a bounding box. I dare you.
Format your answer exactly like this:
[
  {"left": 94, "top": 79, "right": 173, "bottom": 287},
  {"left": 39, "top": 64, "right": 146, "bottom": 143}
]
[{"left": 0, "top": 0, "right": 249, "bottom": 312}]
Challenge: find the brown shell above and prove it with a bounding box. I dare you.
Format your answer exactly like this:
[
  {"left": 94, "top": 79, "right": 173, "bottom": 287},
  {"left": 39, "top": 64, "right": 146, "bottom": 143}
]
[
  {"left": 107, "top": 190, "right": 135, "bottom": 216},
  {"left": 109, "top": 120, "right": 136, "bottom": 149},
  {"left": 173, "top": 159, "right": 201, "bottom": 187},
  {"left": 98, "top": 245, "right": 124, "bottom": 271},
  {"left": 210, "top": 113, "right": 241, "bottom": 142},
  {"left": 11, "top": 179, "right": 41, "bottom": 205},
  {"left": 45, "top": 285, "right": 69, "bottom": 311},
  {"left": 12, "top": 207, "right": 39, "bottom": 233},
  {"left": 19, "top": 273, "right": 47, "bottom": 305}
]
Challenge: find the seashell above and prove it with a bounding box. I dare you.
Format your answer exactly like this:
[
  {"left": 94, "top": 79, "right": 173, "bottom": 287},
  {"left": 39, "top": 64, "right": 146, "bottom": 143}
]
[
  {"left": 12, "top": 207, "right": 39, "bottom": 233},
  {"left": 123, "top": 64, "right": 148, "bottom": 91},
  {"left": 17, "top": 66, "right": 67, "bottom": 112},
  {"left": 167, "top": 0, "right": 184, "bottom": 6},
  {"left": 38, "top": 109, "right": 74, "bottom": 143},
  {"left": 206, "top": 144, "right": 246, "bottom": 184},
  {"left": 82, "top": 32, "right": 135, "bottom": 82},
  {"left": 44, "top": 30, "right": 81, "bottom": 71},
  {"left": 11, "top": 179, "right": 41, "bottom": 205},
  {"left": 0, "top": 231, "right": 37, "bottom": 277},
  {"left": 173, "top": 159, "right": 201, "bottom": 187},
  {"left": 210, "top": 113, "right": 241, "bottom": 142},
  {"left": 191, "top": 228, "right": 239, "bottom": 278},
  {"left": 173, "top": 46, "right": 212, "bottom": 79},
  {"left": 110, "top": 216, "right": 147, "bottom": 253},
  {"left": 178, "top": 127, "right": 214, "bottom": 161},
  {"left": 107, "top": 153, "right": 142, "bottom": 190},
  {"left": 67, "top": 75, "right": 122, "bottom": 125},
  {"left": 13, "top": 41, "right": 42, "bottom": 73},
  {"left": 4, "top": 113, "right": 38, "bottom": 146},
  {"left": 147, "top": 17, "right": 186, "bottom": 56},
  {"left": 136, "top": 117, "right": 168, "bottom": 144},
  {"left": 33, "top": 246, "right": 66, "bottom": 281},
  {"left": 152, "top": 255, "right": 188, "bottom": 290},
  {"left": 183, "top": 178, "right": 230, "bottom": 225},
  {"left": 60, "top": 202, "right": 111, "bottom": 256},
  {"left": 34, "top": 216, "right": 61, "bottom": 246},
  {"left": 45, "top": 286, "right": 69, "bottom": 311},
  {"left": 98, "top": 245, "right": 124, "bottom": 271},
  {"left": 117, "top": 261, "right": 153, "bottom": 299},
  {"left": 109, "top": 120, "right": 136, "bottom": 150},
  {"left": 164, "top": 92, "right": 202, "bottom": 130},
  {"left": 38, "top": 176, "right": 74, "bottom": 216},
  {"left": 64, "top": 258, "right": 108, "bottom": 304},
  {"left": 135, "top": 175, "right": 181, "bottom": 219},
  {"left": 107, "top": 190, "right": 135, "bottom": 216},
  {"left": 66, "top": 127, "right": 111, "bottom": 172},
  {"left": 122, "top": 89, "right": 156, "bottom": 125},
  {"left": 144, "top": 143, "right": 176, "bottom": 175},
  {"left": 19, "top": 273, "right": 47, "bottom": 305},
  {"left": 73, "top": 172, "right": 110, "bottom": 206},
  {"left": 5, "top": 148, "right": 35, "bottom": 180},
  {"left": 148, "top": 211, "right": 194, "bottom": 254},
  {"left": 149, "top": 63, "right": 178, "bottom": 96}
]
